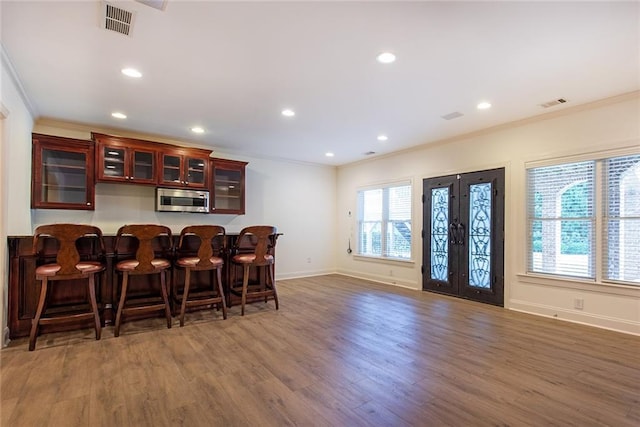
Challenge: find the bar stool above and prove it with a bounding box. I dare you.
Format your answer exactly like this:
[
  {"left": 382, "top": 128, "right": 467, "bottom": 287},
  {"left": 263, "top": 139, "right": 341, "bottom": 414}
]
[
  {"left": 29, "top": 224, "right": 105, "bottom": 351},
  {"left": 174, "top": 225, "right": 227, "bottom": 326},
  {"left": 230, "top": 225, "right": 279, "bottom": 315},
  {"left": 113, "top": 224, "right": 173, "bottom": 337}
]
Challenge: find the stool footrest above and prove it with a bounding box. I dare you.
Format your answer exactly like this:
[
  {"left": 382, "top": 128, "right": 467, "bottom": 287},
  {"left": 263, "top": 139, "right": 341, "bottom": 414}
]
[
  {"left": 185, "top": 297, "right": 223, "bottom": 307},
  {"left": 37, "top": 312, "right": 97, "bottom": 325},
  {"left": 122, "top": 303, "right": 167, "bottom": 315}
]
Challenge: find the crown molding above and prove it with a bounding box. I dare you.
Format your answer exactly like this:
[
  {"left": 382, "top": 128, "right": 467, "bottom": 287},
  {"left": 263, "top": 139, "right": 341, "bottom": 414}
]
[{"left": 0, "top": 43, "right": 37, "bottom": 118}]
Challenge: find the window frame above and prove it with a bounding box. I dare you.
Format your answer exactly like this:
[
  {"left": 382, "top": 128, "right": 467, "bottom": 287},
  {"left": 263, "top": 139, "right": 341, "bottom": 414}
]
[
  {"left": 356, "top": 179, "right": 413, "bottom": 262},
  {"left": 525, "top": 146, "right": 640, "bottom": 287}
]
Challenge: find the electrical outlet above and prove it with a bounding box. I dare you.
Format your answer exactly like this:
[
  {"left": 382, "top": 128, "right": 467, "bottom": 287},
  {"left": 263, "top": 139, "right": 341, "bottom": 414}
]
[
  {"left": 574, "top": 298, "right": 584, "bottom": 310},
  {"left": 306, "top": 257, "right": 311, "bottom": 263}
]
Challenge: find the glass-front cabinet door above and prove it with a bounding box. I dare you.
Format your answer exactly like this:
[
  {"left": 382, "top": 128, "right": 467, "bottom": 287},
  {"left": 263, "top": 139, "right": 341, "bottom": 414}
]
[
  {"left": 101, "top": 146, "right": 126, "bottom": 179},
  {"left": 132, "top": 150, "right": 155, "bottom": 181},
  {"left": 160, "top": 153, "right": 183, "bottom": 186},
  {"left": 93, "top": 133, "right": 157, "bottom": 185},
  {"left": 159, "top": 148, "right": 211, "bottom": 188},
  {"left": 186, "top": 157, "right": 207, "bottom": 187},
  {"left": 31, "top": 134, "right": 95, "bottom": 210},
  {"left": 210, "top": 158, "right": 247, "bottom": 214}
]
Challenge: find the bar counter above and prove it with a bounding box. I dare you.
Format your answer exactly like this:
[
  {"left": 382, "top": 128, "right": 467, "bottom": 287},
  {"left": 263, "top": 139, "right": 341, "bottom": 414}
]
[{"left": 7, "top": 232, "right": 279, "bottom": 339}]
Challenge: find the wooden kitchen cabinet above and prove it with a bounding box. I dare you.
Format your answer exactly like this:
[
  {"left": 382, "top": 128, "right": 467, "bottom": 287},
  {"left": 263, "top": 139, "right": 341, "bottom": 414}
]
[
  {"left": 158, "top": 147, "right": 211, "bottom": 189},
  {"left": 31, "top": 133, "right": 95, "bottom": 210},
  {"left": 93, "top": 133, "right": 158, "bottom": 185},
  {"left": 210, "top": 158, "right": 247, "bottom": 214}
]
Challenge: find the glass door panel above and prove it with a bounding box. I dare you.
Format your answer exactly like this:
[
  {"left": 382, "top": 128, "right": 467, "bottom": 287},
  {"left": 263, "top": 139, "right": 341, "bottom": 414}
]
[
  {"left": 186, "top": 157, "right": 206, "bottom": 186},
  {"left": 133, "top": 151, "right": 154, "bottom": 180},
  {"left": 162, "top": 154, "right": 182, "bottom": 184},
  {"left": 102, "top": 147, "right": 125, "bottom": 178},
  {"left": 430, "top": 187, "right": 450, "bottom": 282},
  {"left": 468, "top": 182, "right": 492, "bottom": 289},
  {"left": 214, "top": 168, "right": 242, "bottom": 211},
  {"left": 41, "top": 149, "right": 88, "bottom": 204}
]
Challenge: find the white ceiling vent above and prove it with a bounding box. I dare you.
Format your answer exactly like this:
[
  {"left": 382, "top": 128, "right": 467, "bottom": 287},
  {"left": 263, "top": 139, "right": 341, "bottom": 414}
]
[
  {"left": 441, "top": 111, "right": 464, "bottom": 120},
  {"left": 101, "top": 2, "right": 135, "bottom": 36},
  {"left": 540, "top": 98, "right": 568, "bottom": 108},
  {"left": 135, "top": 0, "right": 168, "bottom": 11}
]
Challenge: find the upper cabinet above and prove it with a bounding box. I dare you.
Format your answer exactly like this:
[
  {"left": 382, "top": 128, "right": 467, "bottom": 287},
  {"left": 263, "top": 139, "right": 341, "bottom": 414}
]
[
  {"left": 158, "top": 147, "right": 211, "bottom": 189},
  {"left": 93, "top": 133, "right": 157, "bottom": 185},
  {"left": 31, "top": 133, "right": 95, "bottom": 210},
  {"left": 32, "top": 132, "right": 247, "bottom": 213},
  {"left": 210, "top": 158, "right": 247, "bottom": 214}
]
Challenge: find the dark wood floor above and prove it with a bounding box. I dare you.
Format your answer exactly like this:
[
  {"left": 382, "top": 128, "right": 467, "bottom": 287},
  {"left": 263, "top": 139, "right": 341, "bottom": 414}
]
[{"left": 2, "top": 274, "right": 639, "bottom": 426}]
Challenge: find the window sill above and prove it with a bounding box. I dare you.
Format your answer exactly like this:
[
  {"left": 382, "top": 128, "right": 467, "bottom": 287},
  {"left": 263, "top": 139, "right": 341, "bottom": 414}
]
[
  {"left": 353, "top": 254, "right": 415, "bottom": 266},
  {"left": 517, "top": 273, "right": 640, "bottom": 297}
]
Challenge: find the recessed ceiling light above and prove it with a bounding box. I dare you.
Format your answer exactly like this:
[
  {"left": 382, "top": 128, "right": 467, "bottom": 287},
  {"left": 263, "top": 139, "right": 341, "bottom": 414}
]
[
  {"left": 325, "top": 152, "right": 335, "bottom": 157},
  {"left": 477, "top": 101, "right": 492, "bottom": 110},
  {"left": 376, "top": 52, "right": 396, "bottom": 64},
  {"left": 111, "top": 112, "right": 127, "bottom": 119},
  {"left": 377, "top": 135, "right": 388, "bottom": 141},
  {"left": 281, "top": 109, "right": 295, "bottom": 117},
  {"left": 191, "top": 126, "right": 205, "bottom": 134},
  {"left": 121, "top": 68, "right": 142, "bottom": 78}
]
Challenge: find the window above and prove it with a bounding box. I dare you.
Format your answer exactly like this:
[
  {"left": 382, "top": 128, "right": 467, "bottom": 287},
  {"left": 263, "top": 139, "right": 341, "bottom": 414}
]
[
  {"left": 357, "top": 182, "right": 412, "bottom": 260},
  {"left": 527, "top": 153, "right": 640, "bottom": 285}
]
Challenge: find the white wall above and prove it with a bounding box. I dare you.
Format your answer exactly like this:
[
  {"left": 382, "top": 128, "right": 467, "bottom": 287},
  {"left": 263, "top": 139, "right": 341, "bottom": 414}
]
[
  {"left": 1, "top": 45, "right": 36, "bottom": 345},
  {"left": 336, "top": 93, "right": 640, "bottom": 335}
]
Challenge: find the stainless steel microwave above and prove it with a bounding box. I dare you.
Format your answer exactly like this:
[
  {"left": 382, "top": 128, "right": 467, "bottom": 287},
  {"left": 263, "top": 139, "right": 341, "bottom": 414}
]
[{"left": 156, "top": 188, "right": 209, "bottom": 213}]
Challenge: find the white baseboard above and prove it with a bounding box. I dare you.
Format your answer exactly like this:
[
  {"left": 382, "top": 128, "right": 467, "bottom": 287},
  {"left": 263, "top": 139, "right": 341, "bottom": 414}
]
[
  {"left": 277, "top": 269, "right": 336, "bottom": 280},
  {"left": 337, "top": 269, "right": 419, "bottom": 290},
  {"left": 3, "top": 327, "right": 10, "bottom": 348},
  {"left": 509, "top": 299, "right": 640, "bottom": 336}
]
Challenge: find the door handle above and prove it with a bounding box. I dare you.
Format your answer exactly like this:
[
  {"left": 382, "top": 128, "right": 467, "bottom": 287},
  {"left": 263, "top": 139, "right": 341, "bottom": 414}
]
[
  {"left": 456, "top": 223, "right": 465, "bottom": 246},
  {"left": 448, "top": 221, "right": 465, "bottom": 245},
  {"left": 449, "top": 223, "right": 457, "bottom": 244}
]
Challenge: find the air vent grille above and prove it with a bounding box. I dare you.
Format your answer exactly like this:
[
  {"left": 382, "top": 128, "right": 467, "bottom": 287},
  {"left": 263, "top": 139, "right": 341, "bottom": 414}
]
[
  {"left": 103, "top": 3, "right": 134, "bottom": 36},
  {"left": 441, "top": 111, "right": 464, "bottom": 120},
  {"left": 540, "top": 98, "right": 568, "bottom": 108}
]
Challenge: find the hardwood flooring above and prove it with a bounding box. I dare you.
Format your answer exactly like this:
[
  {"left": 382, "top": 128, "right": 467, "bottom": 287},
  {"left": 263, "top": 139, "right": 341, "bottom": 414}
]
[{"left": 1, "top": 274, "right": 639, "bottom": 426}]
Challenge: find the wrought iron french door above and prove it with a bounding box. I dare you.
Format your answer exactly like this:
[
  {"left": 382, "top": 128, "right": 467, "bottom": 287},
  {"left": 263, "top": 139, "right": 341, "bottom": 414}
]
[{"left": 422, "top": 168, "right": 504, "bottom": 306}]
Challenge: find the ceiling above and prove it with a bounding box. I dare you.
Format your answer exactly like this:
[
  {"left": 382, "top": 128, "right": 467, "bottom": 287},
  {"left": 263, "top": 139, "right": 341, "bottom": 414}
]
[{"left": 2, "top": 1, "right": 639, "bottom": 166}]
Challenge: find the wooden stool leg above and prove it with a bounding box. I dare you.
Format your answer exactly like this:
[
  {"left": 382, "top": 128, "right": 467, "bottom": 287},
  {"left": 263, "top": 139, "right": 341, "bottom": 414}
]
[
  {"left": 241, "top": 264, "right": 250, "bottom": 316},
  {"left": 262, "top": 266, "right": 268, "bottom": 303},
  {"left": 161, "top": 270, "right": 172, "bottom": 329},
  {"left": 269, "top": 263, "right": 279, "bottom": 310},
  {"left": 229, "top": 263, "right": 236, "bottom": 308},
  {"left": 29, "top": 278, "right": 49, "bottom": 351},
  {"left": 114, "top": 272, "right": 129, "bottom": 337},
  {"left": 88, "top": 274, "right": 101, "bottom": 340},
  {"left": 216, "top": 267, "right": 227, "bottom": 320},
  {"left": 180, "top": 268, "right": 192, "bottom": 327}
]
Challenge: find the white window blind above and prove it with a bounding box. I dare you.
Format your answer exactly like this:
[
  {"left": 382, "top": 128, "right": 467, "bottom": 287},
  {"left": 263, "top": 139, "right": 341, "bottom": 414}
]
[
  {"left": 603, "top": 154, "right": 640, "bottom": 283},
  {"left": 527, "top": 152, "right": 640, "bottom": 285},
  {"left": 527, "top": 161, "right": 595, "bottom": 278},
  {"left": 358, "top": 182, "right": 411, "bottom": 259}
]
